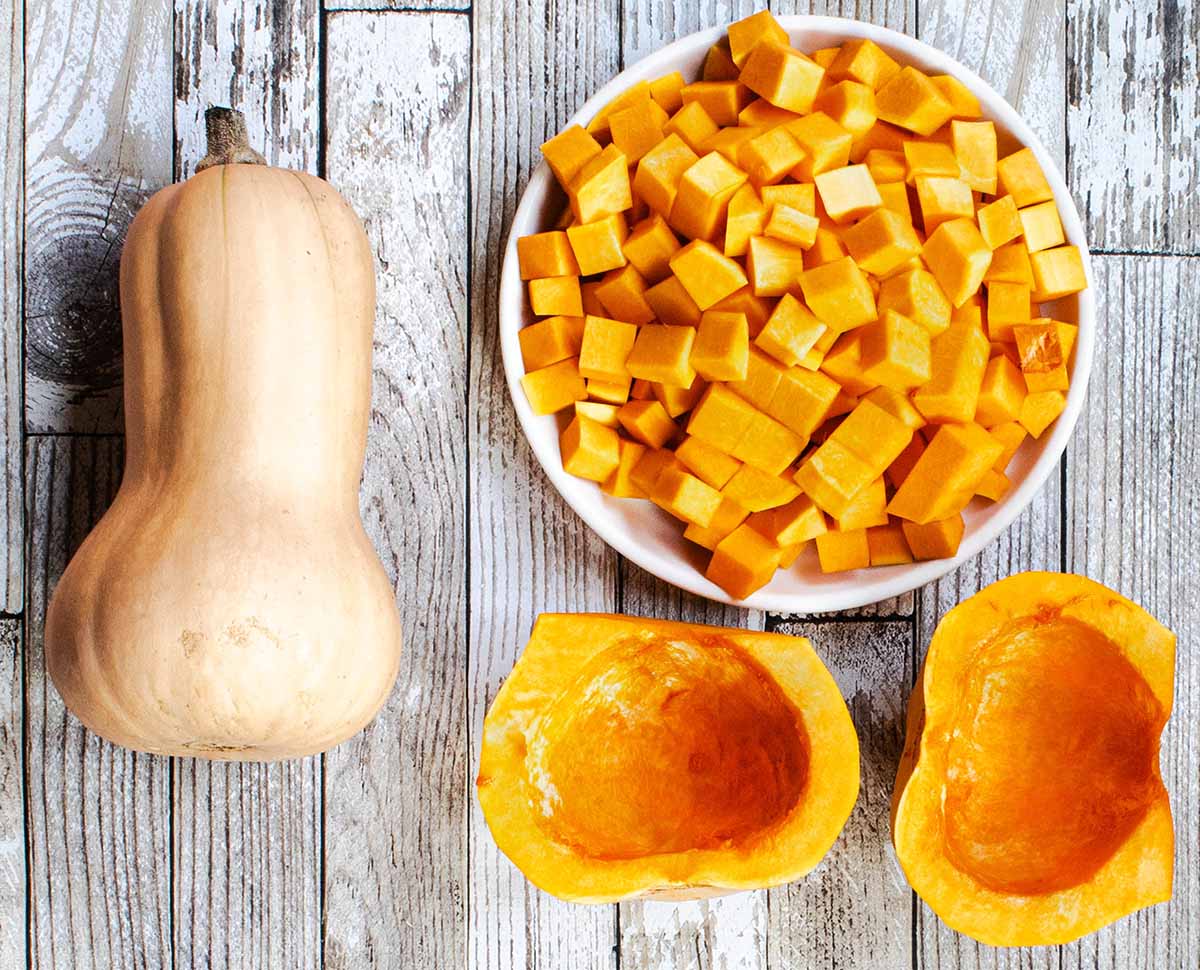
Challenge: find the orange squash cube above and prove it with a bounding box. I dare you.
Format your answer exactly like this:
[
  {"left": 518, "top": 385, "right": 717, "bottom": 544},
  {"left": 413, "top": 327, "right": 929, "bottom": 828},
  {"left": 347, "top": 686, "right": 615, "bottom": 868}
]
[
  {"left": 622, "top": 214, "right": 682, "bottom": 284},
  {"left": 519, "top": 315, "right": 585, "bottom": 370},
  {"left": 670, "top": 239, "right": 749, "bottom": 309},
  {"left": 724, "top": 184, "right": 767, "bottom": 258},
  {"left": 794, "top": 439, "right": 877, "bottom": 518},
  {"left": 727, "top": 346, "right": 787, "bottom": 409},
  {"left": 976, "top": 195, "right": 1022, "bottom": 250},
  {"left": 760, "top": 182, "right": 816, "bottom": 214},
  {"left": 827, "top": 39, "right": 900, "bottom": 90},
  {"left": 599, "top": 438, "right": 648, "bottom": 498},
  {"left": 916, "top": 176, "right": 974, "bottom": 234},
  {"left": 529, "top": 274, "right": 583, "bottom": 318},
  {"left": 885, "top": 433, "right": 926, "bottom": 489},
  {"left": 691, "top": 310, "right": 750, "bottom": 381},
  {"left": 731, "top": 409, "right": 805, "bottom": 475},
  {"left": 521, "top": 357, "right": 587, "bottom": 415},
  {"left": 766, "top": 365, "right": 841, "bottom": 437},
  {"left": 737, "top": 126, "right": 806, "bottom": 186},
  {"left": 860, "top": 309, "right": 932, "bottom": 390},
  {"left": 686, "top": 382, "right": 759, "bottom": 452},
  {"left": 835, "top": 475, "right": 889, "bottom": 530},
  {"left": 865, "top": 148, "right": 908, "bottom": 184},
  {"left": 815, "top": 529, "right": 871, "bottom": 572},
  {"left": 786, "top": 112, "right": 853, "bottom": 180},
  {"left": 912, "top": 319, "right": 990, "bottom": 423},
  {"left": 581, "top": 280, "right": 606, "bottom": 315},
  {"left": 576, "top": 400, "right": 621, "bottom": 427},
  {"left": 922, "top": 218, "right": 992, "bottom": 307},
  {"left": 755, "top": 494, "right": 828, "bottom": 546},
  {"left": 848, "top": 119, "right": 908, "bottom": 163},
  {"left": 703, "top": 39, "right": 740, "bottom": 82},
  {"left": 804, "top": 227, "right": 848, "bottom": 268},
  {"left": 988, "top": 421, "right": 1027, "bottom": 470},
  {"left": 877, "top": 267, "right": 952, "bottom": 335},
  {"left": 876, "top": 182, "right": 913, "bottom": 223},
  {"left": 587, "top": 81, "right": 652, "bottom": 139},
  {"left": 722, "top": 464, "right": 802, "bottom": 512},
  {"left": 649, "top": 71, "right": 687, "bottom": 113},
  {"left": 996, "top": 147, "right": 1054, "bottom": 208},
  {"left": 652, "top": 373, "right": 706, "bottom": 417},
  {"left": 738, "top": 98, "right": 801, "bottom": 128},
  {"left": 985, "top": 240, "right": 1034, "bottom": 286},
  {"left": 684, "top": 497, "right": 750, "bottom": 550},
  {"left": 746, "top": 235, "right": 806, "bottom": 297},
  {"left": 568, "top": 144, "right": 633, "bottom": 224},
  {"left": 868, "top": 522, "right": 914, "bottom": 565},
  {"left": 755, "top": 293, "right": 826, "bottom": 367},
  {"left": 901, "top": 515, "right": 965, "bottom": 560},
  {"left": 617, "top": 398, "right": 679, "bottom": 448},
  {"left": 800, "top": 255, "right": 877, "bottom": 333},
  {"left": 629, "top": 447, "right": 683, "bottom": 494},
  {"left": 566, "top": 213, "right": 628, "bottom": 275},
  {"left": 814, "top": 164, "right": 883, "bottom": 223},
  {"left": 831, "top": 398, "right": 914, "bottom": 467},
  {"left": 864, "top": 385, "right": 926, "bottom": 430},
  {"left": 669, "top": 151, "right": 749, "bottom": 241},
  {"left": 727, "top": 9, "right": 791, "bottom": 67},
  {"left": 541, "top": 125, "right": 603, "bottom": 187},
  {"left": 974, "top": 354, "right": 1027, "bottom": 426},
  {"left": 681, "top": 80, "right": 752, "bottom": 126},
  {"left": 634, "top": 134, "right": 701, "bottom": 217},
  {"left": 578, "top": 315, "right": 638, "bottom": 384},
  {"left": 875, "top": 67, "right": 954, "bottom": 136},
  {"left": 903, "top": 141, "right": 959, "bottom": 183},
  {"left": 609, "top": 98, "right": 670, "bottom": 164},
  {"left": 1019, "top": 200, "right": 1066, "bottom": 254},
  {"left": 888, "top": 423, "right": 1002, "bottom": 523},
  {"left": 985, "top": 280, "right": 1032, "bottom": 341},
  {"left": 1013, "top": 322, "right": 1069, "bottom": 392},
  {"left": 975, "top": 468, "right": 1011, "bottom": 502},
  {"left": 643, "top": 276, "right": 701, "bottom": 328},
  {"left": 586, "top": 377, "right": 632, "bottom": 405},
  {"left": 820, "top": 330, "right": 877, "bottom": 396},
  {"left": 764, "top": 204, "right": 820, "bottom": 249},
  {"left": 931, "top": 75, "right": 981, "bottom": 118},
  {"left": 1030, "top": 245, "right": 1088, "bottom": 301},
  {"left": 739, "top": 42, "right": 826, "bottom": 114},
  {"left": 951, "top": 119, "right": 998, "bottom": 194},
  {"left": 625, "top": 324, "right": 697, "bottom": 387},
  {"left": 675, "top": 435, "right": 743, "bottom": 489},
  {"left": 662, "top": 101, "right": 721, "bottom": 154},
  {"left": 707, "top": 523, "right": 782, "bottom": 598},
  {"left": 712, "top": 287, "right": 773, "bottom": 336},
  {"left": 653, "top": 465, "right": 723, "bottom": 526},
  {"left": 518, "top": 230, "right": 581, "bottom": 279},
  {"left": 814, "top": 80, "right": 878, "bottom": 137},
  {"left": 1018, "top": 389, "right": 1067, "bottom": 438},
  {"left": 593, "top": 265, "right": 653, "bottom": 324},
  {"left": 842, "top": 207, "right": 921, "bottom": 276},
  {"left": 560, "top": 414, "right": 621, "bottom": 482}
]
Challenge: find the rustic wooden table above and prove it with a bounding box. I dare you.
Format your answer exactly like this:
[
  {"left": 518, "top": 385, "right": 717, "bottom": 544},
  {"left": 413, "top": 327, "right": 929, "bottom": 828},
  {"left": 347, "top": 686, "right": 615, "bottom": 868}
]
[{"left": 1, "top": 1, "right": 1195, "bottom": 968}]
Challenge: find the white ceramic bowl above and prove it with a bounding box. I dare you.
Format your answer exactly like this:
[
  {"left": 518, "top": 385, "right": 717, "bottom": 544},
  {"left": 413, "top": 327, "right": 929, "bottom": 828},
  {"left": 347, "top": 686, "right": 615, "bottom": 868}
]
[{"left": 499, "top": 15, "right": 1094, "bottom": 613}]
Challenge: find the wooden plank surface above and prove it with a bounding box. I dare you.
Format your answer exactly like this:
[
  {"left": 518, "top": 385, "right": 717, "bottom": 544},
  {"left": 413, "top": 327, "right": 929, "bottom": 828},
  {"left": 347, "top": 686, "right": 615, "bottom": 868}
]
[
  {"left": 23, "top": 0, "right": 171, "bottom": 433},
  {"left": 169, "top": 6, "right": 325, "bottom": 968},
  {"left": 24, "top": 436, "right": 173, "bottom": 970},
  {"left": 0, "top": 0, "right": 20, "bottom": 611},
  {"left": 0, "top": 617, "right": 22, "bottom": 970},
  {"left": 322, "top": 12, "right": 470, "bottom": 970},
  {"left": 1068, "top": 1, "right": 1199, "bottom": 254},
  {"left": 1060, "top": 254, "right": 1199, "bottom": 970}
]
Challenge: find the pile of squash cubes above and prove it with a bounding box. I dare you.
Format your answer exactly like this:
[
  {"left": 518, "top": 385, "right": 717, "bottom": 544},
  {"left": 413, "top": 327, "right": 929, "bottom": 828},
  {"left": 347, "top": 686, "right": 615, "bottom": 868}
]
[{"left": 516, "top": 9, "right": 1087, "bottom": 600}]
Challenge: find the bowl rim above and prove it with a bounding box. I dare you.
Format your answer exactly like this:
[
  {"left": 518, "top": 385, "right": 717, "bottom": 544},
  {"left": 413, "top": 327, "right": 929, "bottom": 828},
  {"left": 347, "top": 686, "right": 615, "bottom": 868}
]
[{"left": 498, "top": 14, "right": 1095, "bottom": 614}]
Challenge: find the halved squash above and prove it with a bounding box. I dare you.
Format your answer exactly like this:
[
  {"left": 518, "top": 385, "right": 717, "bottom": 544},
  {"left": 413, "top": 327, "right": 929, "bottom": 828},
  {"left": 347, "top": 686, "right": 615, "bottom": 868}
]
[
  {"left": 477, "top": 614, "right": 859, "bottom": 902},
  {"left": 892, "top": 572, "right": 1175, "bottom": 946}
]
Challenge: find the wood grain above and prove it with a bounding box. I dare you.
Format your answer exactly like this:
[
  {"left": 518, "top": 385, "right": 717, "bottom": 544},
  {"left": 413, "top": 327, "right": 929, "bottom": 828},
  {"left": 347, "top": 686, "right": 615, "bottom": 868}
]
[
  {"left": 174, "top": 0, "right": 320, "bottom": 179},
  {"left": 1068, "top": 2, "right": 1199, "bottom": 254},
  {"left": 1060, "top": 255, "right": 1199, "bottom": 970},
  {"left": 0, "top": 0, "right": 21, "bottom": 611},
  {"left": 169, "top": 6, "right": 324, "bottom": 967},
  {"left": 24, "top": 435, "right": 173, "bottom": 970},
  {"left": 467, "top": 1, "right": 623, "bottom": 968},
  {"left": 0, "top": 618, "right": 22, "bottom": 970},
  {"left": 23, "top": 0, "right": 171, "bottom": 433},
  {"left": 322, "top": 12, "right": 469, "bottom": 970}
]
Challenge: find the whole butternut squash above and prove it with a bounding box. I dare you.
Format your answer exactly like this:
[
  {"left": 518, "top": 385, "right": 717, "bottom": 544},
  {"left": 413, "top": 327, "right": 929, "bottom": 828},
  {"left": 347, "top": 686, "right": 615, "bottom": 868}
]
[{"left": 45, "top": 108, "right": 402, "bottom": 760}]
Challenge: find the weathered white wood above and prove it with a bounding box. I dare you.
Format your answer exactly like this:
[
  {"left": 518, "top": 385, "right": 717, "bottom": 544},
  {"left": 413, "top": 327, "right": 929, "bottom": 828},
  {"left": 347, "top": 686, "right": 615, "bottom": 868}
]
[
  {"left": 169, "top": 7, "right": 324, "bottom": 967},
  {"left": 322, "top": 12, "right": 469, "bottom": 970},
  {"left": 468, "top": 1, "right": 623, "bottom": 968},
  {"left": 23, "top": 0, "right": 171, "bottom": 433},
  {"left": 0, "top": 618, "right": 22, "bottom": 970},
  {"left": 24, "top": 436, "right": 172, "bottom": 970},
  {"left": 174, "top": 0, "right": 320, "bottom": 179},
  {"left": 1059, "top": 255, "right": 1199, "bottom": 970},
  {"left": 1067, "top": 2, "right": 1198, "bottom": 253},
  {"left": 0, "top": 0, "right": 21, "bottom": 611},
  {"left": 765, "top": 619, "right": 914, "bottom": 970}
]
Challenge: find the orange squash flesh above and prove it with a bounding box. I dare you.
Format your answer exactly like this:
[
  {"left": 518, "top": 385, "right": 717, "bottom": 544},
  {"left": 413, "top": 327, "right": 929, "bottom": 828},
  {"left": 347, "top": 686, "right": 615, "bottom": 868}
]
[
  {"left": 892, "top": 572, "right": 1175, "bottom": 946},
  {"left": 478, "top": 614, "right": 859, "bottom": 902}
]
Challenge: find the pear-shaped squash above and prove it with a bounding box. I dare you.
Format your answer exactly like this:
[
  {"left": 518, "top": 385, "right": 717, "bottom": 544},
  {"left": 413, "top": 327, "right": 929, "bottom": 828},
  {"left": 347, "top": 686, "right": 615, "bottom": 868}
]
[
  {"left": 892, "top": 572, "right": 1174, "bottom": 946},
  {"left": 477, "top": 613, "right": 859, "bottom": 902},
  {"left": 44, "top": 108, "right": 402, "bottom": 760}
]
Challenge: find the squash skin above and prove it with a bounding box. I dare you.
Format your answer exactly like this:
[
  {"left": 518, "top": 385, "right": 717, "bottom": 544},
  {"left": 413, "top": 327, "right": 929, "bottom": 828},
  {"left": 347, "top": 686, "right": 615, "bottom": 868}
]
[
  {"left": 477, "top": 614, "right": 859, "bottom": 903},
  {"left": 892, "top": 572, "right": 1175, "bottom": 946},
  {"left": 44, "top": 162, "right": 403, "bottom": 760}
]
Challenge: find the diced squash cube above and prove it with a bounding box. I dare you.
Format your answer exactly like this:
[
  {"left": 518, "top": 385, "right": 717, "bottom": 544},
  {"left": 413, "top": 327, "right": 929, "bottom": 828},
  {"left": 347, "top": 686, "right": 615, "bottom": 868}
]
[
  {"left": 723, "top": 464, "right": 802, "bottom": 512},
  {"left": 996, "top": 147, "right": 1054, "bottom": 208},
  {"left": 903, "top": 141, "right": 960, "bottom": 183},
  {"left": 760, "top": 183, "right": 816, "bottom": 215},
  {"left": 974, "top": 354, "right": 1027, "bottom": 426},
  {"left": 578, "top": 315, "right": 638, "bottom": 383},
  {"left": 587, "top": 377, "right": 632, "bottom": 404},
  {"left": 560, "top": 414, "right": 621, "bottom": 482},
  {"left": 725, "top": 184, "right": 767, "bottom": 257},
  {"left": 800, "top": 255, "right": 877, "bottom": 333},
  {"left": 930, "top": 75, "right": 981, "bottom": 118},
  {"left": 746, "top": 235, "right": 806, "bottom": 297},
  {"left": 518, "top": 230, "right": 581, "bottom": 280},
  {"left": 528, "top": 275, "right": 583, "bottom": 317},
  {"left": 814, "top": 164, "right": 883, "bottom": 224},
  {"left": 652, "top": 374, "right": 706, "bottom": 417},
  {"left": 827, "top": 39, "right": 900, "bottom": 90},
  {"left": 684, "top": 497, "right": 750, "bottom": 550},
  {"left": 739, "top": 98, "right": 801, "bottom": 128},
  {"left": 888, "top": 423, "right": 1002, "bottom": 523},
  {"left": 875, "top": 67, "right": 954, "bottom": 136},
  {"left": 644, "top": 275, "right": 702, "bottom": 327},
  {"left": 609, "top": 98, "right": 670, "bottom": 163},
  {"left": 816, "top": 529, "right": 870, "bottom": 572},
  {"left": 663, "top": 101, "right": 721, "bottom": 154},
  {"left": 976, "top": 195, "right": 1022, "bottom": 250},
  {"left": 901, "top": 515, "right": 965, "bottom": 560},
  {"left": 865, "top": 385, "right": 926, "bottom": 429},
  {"left": 786, "top": 112, "right": 853, "bottom": 180},
  {"left": 814, "top": 81, "right": 878, "bottom": 138},
  {"left": 541, "top": 125, "right": 603, "bottom": 187},
  {"left": 866, "top": 148, "right": 908, "bottom": 184},
  {"left": 519, "top": 314, "right": 585, "bottom": 370},
  {"left": 985, "top": 281, "right": 1032, "bottom": 341},
  {"left": 849, "top": 119, "right": 908, "bottom": 163},
  {"left": 731, "top": 409, "right": 805, "bottom": 474},
  {"left": 912, "top": 319, "right": 990, "bottom": 423},
  {"left": 886, "top": 433, "right": 926, "bottom": 488},
  {"left": 703, "top": 39, "right": 740, "bottom": 82},
  {"left": 622, "top": 214, "right": 682, "bottom": 283},
  {"left": 653, "top": 465, "right": 723, "bottom": 526},
  {"left": 617, "top": 398, "right": 679, "bottom": 448},
  {"left": 737, "top": 125, "right": 805, "bottom": 187},
  {"left": 1013, "top": 322, "right": 1069, "bottom": 392},
  {"left": 915, "top": 176, "right": 974, "bottom": 234},
  {"left": 951, "top": 119, "right": 997, "bottom": 194},
  {"left": 988, "top": 421, "right": 1027, "bottom": 471},
  {"left": 754, "top": 494, "right": 828, "bottom": 546},
  {"left": 767, "top": 366, "right": 841, "bottom": 437},
  {"left": 650, "top": 71, "right": 687, "bottom": 113},
  {"left": 686, "top": 382, "right": 759, "bottom": 452},
  {"left": 691, "top": 310, "right": 750, "bottom": 381},
  {"left": 830, "top": 398, "right": 914, "bottom": 468},
  {"left": 625, "top": 324, "right": 697, "bottom": 387},
  {"left": 727, "top": 346, "right": 788, "bottom": 409},
  {"left": 566, "top": 213, "right": 629, "bottom": 275},
  {"left": 630, "top": 448, "right": 682, "bottom": 494},
  {"left": 581, "top": 280, "right": 606, "bottom": 315},
  {"left": 842, "top": 207, "right": 921, "bottom": 276},
  {"left": 877, "top": 267, "right": 952, "bottom": 335},
  {"left": 670, "top": 239, "right": 749, "bottom": 309},
  {"left": 739, "top": 42, "right": 826, "bottom": 114},
  {"left": 985, "top": 240, "right": 1034, "bottom": 286},
  {"left": 868, "top": 522, "right": 914, "bottom": 565},
  {"left": 675, "top": 435, "right": 742, "bottom": 489},
  {"left": 587, "top": 81, "right": 652, "bottom": 138},
  {"left": 794, "top": 439, "right": 877, "bottom": 518},
  {"left": 860, "top": 309, "right": 932, "bottom": 390},
  {"left": 670, "top": 151, "right": 749, "bottom": 241},
  {"left": 755, "top": 293, "right": 827, "bottom": 367},
  {"left": 764, "top": 204, "right": 820, "bottom": 249},
  {"left": 521, "top": 357, "right": 587, "bottom": 415},
  {"left": 820, "top": 330, "right": 878, "bottom": 396},
  {"left": 681, "top": 80, "right": 753, "bottom": 126},
  {"left": 805, "top": 227, "right": 849, "bottom": 268},
  {"left": 593, "top": 265, "right": 653, "bottom": 323},
  {"left": 704, "top": 124, "right": 764, "bottom": 165},
  {"left": 576, "top": 400, "right": 620, "bottom": 427},
  {"left": 707, "top": 524, "right": 783, "bottom": 598},
  {"left": 601, "top": 438, "right": 648, "bottom": 498},
  {"left": 727, "top": 9, "right": 790, "bottom": 67},
  {"left": 712, "top": 287, "right": 773, "bottom": 335},
  {"left": 1019, "top": 200, "right": 1065, "bottom": 253},
  {"left": 922, "top": 218, "right": 992, "bottom": 307},
  {"left": 634, "top": 134, "right": 701, "bottom": 216},
  {"left": 568, "top": 145, "right": 633, "bottom": 224},
  {"left": 1030, "top": 245, "right": 1088, "bottom": 301},
  {"left": 835, "top": 475, "right": 889, "bottom": 530},
  {"left": 975, "top": 468, "right": 1011, "bottom": 502}
]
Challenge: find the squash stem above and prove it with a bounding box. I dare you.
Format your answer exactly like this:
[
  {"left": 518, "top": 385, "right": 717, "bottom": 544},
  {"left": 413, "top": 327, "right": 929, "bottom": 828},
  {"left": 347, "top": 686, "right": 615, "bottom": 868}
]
[{"left": 196, "top": 107, "right": 267, "bottom": 172}]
